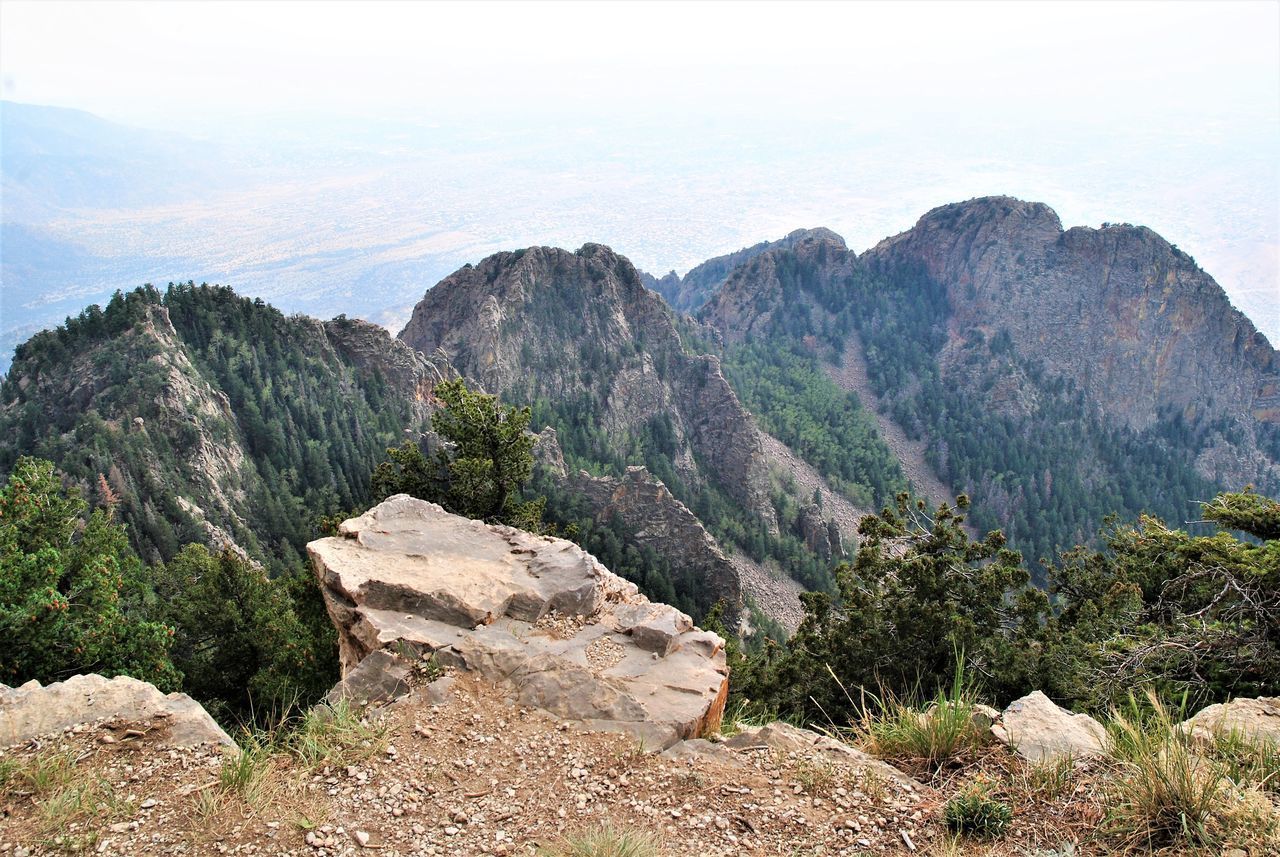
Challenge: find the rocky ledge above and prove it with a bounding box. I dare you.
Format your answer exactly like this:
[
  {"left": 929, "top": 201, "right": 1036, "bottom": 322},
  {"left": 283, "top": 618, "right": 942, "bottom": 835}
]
[
  {"left": 0, "top": 674, "right": 234, "bottom": 749},
  {"left": 307, "top": 496, "right": 730, "bottom": 749}
]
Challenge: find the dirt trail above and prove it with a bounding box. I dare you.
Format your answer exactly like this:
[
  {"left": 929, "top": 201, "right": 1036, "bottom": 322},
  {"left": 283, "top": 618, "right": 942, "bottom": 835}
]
[{"left": 0, "top": 675, "right": 943, "bottom": 857}]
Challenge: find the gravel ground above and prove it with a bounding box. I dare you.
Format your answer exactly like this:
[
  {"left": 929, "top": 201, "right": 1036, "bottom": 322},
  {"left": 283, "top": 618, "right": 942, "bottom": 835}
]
[{"left": 1, "top": 675, "right": 941, "bottom": 857}]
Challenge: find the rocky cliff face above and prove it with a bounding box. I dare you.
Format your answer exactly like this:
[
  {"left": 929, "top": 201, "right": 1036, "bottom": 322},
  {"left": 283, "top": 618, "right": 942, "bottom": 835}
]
[
  {"left": 868, "top": 197, "right": 1277, "bottom": 432},
  {"left": 322, "top": 315, "right": 441, "bottom": 422},
  {"left": 561, "top": 465, "right": 744, "bottom": 625},
  {"left": 865, "top": 196, "right": 1279, "bottom": 487},
  {"left": 685, "top": 199, "right": 1278, "bottom": 567},
  {"left": 1, "top": 303, "right": 259, "bottom": 557},
  {"left": 699, "top": 229, "right": 854, "bottom": 344},
  {"left": 0, "top": 286, "right": 432, "bottom": 567},
  {"left": 398, "top": 243, "right": 776, "bottom": 530}
]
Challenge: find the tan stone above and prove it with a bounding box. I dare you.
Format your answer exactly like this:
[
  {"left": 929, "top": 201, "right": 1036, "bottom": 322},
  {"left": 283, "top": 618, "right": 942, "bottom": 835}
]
[
  {"left": 0, "top": 674, "right": 233, "bottom": 749},
  {"left": 991, "top": 690, "right": 1105, "bottom": 761},
  {"left": 308, "top": 497, "right": 728, "bottom": 748},
  {"left": 1182, "top": 697, "right": 1280, "bottom": 745}
]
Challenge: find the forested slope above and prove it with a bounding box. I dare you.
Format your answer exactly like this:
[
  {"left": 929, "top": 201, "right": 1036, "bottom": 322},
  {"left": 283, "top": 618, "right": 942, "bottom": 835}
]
[{"left": 0, "top": 283, "right": 431, "bottom": 572}]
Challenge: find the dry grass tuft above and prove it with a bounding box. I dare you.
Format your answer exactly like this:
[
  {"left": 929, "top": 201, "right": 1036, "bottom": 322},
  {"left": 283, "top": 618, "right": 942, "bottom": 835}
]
[
  {"left": 290, "top": 697, "right": 388, "bottom": 768},
  {"left": 537, "top": 822, "right": 661, "bottom": 857},
  {"left": 856, "top": 669, "right": 990, "bottom": 774},
  {"left": 1102, "top": 690, "right": 1279, "bottom": 852}
]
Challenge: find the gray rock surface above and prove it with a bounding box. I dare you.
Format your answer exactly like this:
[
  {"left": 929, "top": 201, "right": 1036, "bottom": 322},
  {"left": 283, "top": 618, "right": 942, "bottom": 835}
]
[
  {"left": 797, "top": 503, "right": 844, "bottom": 561},
  {"left": 0, "top": 674, "right": 234, "bottom": 748},
  {"left": 397, "top": 242, "right": 776, "bottom": 533},
  {"left": 991, "top": 690, "right": 1105, "bottom": 761},
  {"left": 651, "top": 227, "right": 847, "bottom": 314},
  {"left": 866, "top": 196, "right": 1279, "bottom": 487},
  {"left": 325, "top": 649, "right": 411, "bottom": 707},
  {"left": 308, "top": 496, "right": 729, "bottom": 748},
  {"left": 1183, "top": 697, "right": 1280, "bottom": 745},
  {"left": 562, "top": 463, "right": 744, "bottom": 626}
]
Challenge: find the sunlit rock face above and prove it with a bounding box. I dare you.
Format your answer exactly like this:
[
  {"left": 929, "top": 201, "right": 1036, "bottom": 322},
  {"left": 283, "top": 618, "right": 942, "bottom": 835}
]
[{"left": 307, "top": 495, "right": 730, "bottom": 748}]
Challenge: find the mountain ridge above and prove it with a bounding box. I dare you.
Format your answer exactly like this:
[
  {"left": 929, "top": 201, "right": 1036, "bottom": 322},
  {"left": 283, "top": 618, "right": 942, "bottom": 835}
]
[{"left": 3, "top": 195, "right": 1277, "bottom": 632}]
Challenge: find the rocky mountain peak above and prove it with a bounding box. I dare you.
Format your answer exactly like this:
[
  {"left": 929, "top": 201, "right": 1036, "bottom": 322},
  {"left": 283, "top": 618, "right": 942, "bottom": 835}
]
[
  {"left": 645, "top": 226, "right": 849, "bottom": 313},
  {"left": 397, "top": 244, "right": 777, "bottom": 533},
  {"left": 698, "top": 228, "right": 856, "bottom": 344},
  {"left": 867, "top": 197, "right": 1277, "bottom": 429}
]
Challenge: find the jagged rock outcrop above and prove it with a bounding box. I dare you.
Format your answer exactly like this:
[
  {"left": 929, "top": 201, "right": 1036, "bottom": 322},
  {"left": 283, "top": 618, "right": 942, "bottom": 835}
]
[
  {"left": 563, "top": 464, "right": 744, "bottom": 625},
  {"left": 1, "top": 286, "right": 431, "bottom": 569},
  {"left": 0, "top": 674, "right": 234, "bottom": 748},
  {"left": 689, "top": 201, "right": 1278, "bottom": 574},
  {"left": 1, "top": 303, "right": 257, "bottom": 559},
  {"left": 639, "top": 269, "right": 682, "bottom": 303},
  {"left": 322, "top": 315, "right": 440, "bottom": 422},
  {"left": 398, "top": 243, "right": 776, "bottom": 531},
  {"left": 797, "top": 502, "right": 844, "bottom": 561},
  {"left": 649, "top": 227, "right": 847, "bottom": 314},
  {"left": 700, "top": 229, "right": 853, "bottom": 345},
  {"left": 307, "top": 495, "right": 729, "bottom": 748}
]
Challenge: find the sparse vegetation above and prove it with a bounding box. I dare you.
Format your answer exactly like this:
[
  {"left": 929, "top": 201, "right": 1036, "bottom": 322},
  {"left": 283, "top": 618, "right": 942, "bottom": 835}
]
[
  {"left": 0, "top": 747, "right": 133, "bottom": 852},
  {"left": 1102, "top": 691, "right": 1279, "bottom": 850},
  {"left": 537, "top": 822, "right": 660, "bottom": 857},
  {"left": 290, "top": 698, "right": 388, "bottom": 768},
  {"left": 943, "top": 784, "right": 1013, "bottom": 838},
  {"left": 856, "top": 666, "right": 991, "bottom": 773},
  {"left": 1017, "top": 754, "right": 1078, "bottom": 801},
  {"left": 218, "top": 733, "right": 275, "bottom": 804},
  {"left": 2, "top": 748, "right": 78, "bottom": 797}
]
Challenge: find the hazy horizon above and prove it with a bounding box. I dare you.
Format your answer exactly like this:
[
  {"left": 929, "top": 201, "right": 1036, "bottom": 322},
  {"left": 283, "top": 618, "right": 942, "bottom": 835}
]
[{"left": 1, "top": 0, "right": 1277, "bottom": 354}]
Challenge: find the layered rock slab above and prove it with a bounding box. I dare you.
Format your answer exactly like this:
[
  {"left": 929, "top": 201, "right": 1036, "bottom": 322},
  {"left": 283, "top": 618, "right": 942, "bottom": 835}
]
[
  {"left": 307, "top": 496, "right": 729, "bottom": 748},
  {"left": 0, "top": 674, "right": 234, "bottom": 749}
]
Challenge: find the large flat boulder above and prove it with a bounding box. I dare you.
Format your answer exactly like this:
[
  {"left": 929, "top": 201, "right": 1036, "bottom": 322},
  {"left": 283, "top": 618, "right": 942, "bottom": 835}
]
[
  {"left": 991, "top": 690, "right": 1105, "bottom": 762},
  {"left": 1183, "top": 697, "right": 1280, "bottom": 745},
  {"left": 307, "top": 496, "right": 729, "bottom": 748},
  {"left": 0, "top": 674, "right": 234, "bottom": 749}
]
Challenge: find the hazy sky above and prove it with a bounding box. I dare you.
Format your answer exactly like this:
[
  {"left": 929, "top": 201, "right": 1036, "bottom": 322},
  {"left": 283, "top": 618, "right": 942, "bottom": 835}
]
[
  {"left": 4, "top": 1, "right": 1277, "bottom": 125},
  {"left": 2, "top": 0, "right": 1278, "bottom": 339}
]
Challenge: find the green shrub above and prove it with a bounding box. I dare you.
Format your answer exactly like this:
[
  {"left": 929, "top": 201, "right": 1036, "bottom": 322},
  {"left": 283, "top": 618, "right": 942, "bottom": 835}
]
[
  {"left": 943, "top": 785, "right": 1013, "bottom": 838},
  {"left": 0, "top": 457, "right": 177, "bottom": 688}
]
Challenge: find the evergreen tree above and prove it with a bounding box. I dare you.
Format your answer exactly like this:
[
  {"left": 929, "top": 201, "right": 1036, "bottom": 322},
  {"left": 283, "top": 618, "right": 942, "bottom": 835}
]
[
  {"left": 372, "top": 379, "right": 543, "bottom": 528},
  {"left": 0, "top": 457, "right": 177, "bottom": 687},
  {"left": 1045, "top": 489, "right": 1280, "bottom": 709},
  {"left": 154, "top": 544, "right": 335, "bottom": 723},
  {"left": 737, "top": 494, "right": 1047, "bottom": 721}
]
